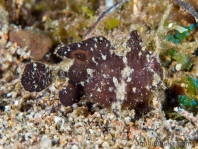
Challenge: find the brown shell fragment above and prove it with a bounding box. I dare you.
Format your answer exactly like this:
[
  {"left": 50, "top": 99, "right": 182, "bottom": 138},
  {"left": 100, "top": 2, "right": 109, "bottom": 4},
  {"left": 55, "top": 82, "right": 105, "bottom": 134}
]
[
  {"left": 21, "top": 62, "right": 52, "bottom": 92},
  {"left": 9, "top": 30, "right": 52, "bottom": 60}
]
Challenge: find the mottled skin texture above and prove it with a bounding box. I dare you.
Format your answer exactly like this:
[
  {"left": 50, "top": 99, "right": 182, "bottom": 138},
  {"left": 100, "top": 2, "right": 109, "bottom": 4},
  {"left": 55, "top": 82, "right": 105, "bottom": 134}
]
[
  {"left": 21, "top": 62, "right": 52, "bottom": 92},
  {"left": 21, "top": 30, "right": 162, "bottom": 112},
  {"left": 59, "top": 83, "right": 84, "bottom": 107}
]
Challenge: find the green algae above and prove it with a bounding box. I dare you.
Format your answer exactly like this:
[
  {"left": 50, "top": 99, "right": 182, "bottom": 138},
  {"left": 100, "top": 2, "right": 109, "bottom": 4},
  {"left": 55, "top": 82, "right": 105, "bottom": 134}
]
[
  {"left": 104, "top": 18, "right": 120, "bottom": 30},
  {"left": 172, "top": 76, "right": 198, "bottom": 112},
  {"left": 178, "top": 95, "right": 197, "bottom": 111},
  {"left": 167, "top": 24, "right": 196, "bottom": 44},
  {"left": 160, "top": 48, "right": 194, "bottom": 71},
  {"left": 82, "top": 6, "right": 94, "bottom": 17}
]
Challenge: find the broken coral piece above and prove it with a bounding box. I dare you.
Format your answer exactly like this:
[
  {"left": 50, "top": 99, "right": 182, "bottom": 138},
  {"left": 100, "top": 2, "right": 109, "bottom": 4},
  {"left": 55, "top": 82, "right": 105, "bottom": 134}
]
[{"left": 21, "top": 30, "right": 163, "bottom": 112}]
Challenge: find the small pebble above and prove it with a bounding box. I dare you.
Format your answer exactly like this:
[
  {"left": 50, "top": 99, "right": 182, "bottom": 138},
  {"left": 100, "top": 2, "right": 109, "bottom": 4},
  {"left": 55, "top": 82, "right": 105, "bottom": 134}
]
[
  {"left": 9, "top": 30, "right": 52, "bottom": 60},
  {"left": 102, "top": 141, "right": 110, "bottom": 148},
  {"left": 71, "top": 144, "right": 79, "bottom": 149},
  {"left": 175, "top": 63, "right": 182, "bottom": 71}
]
